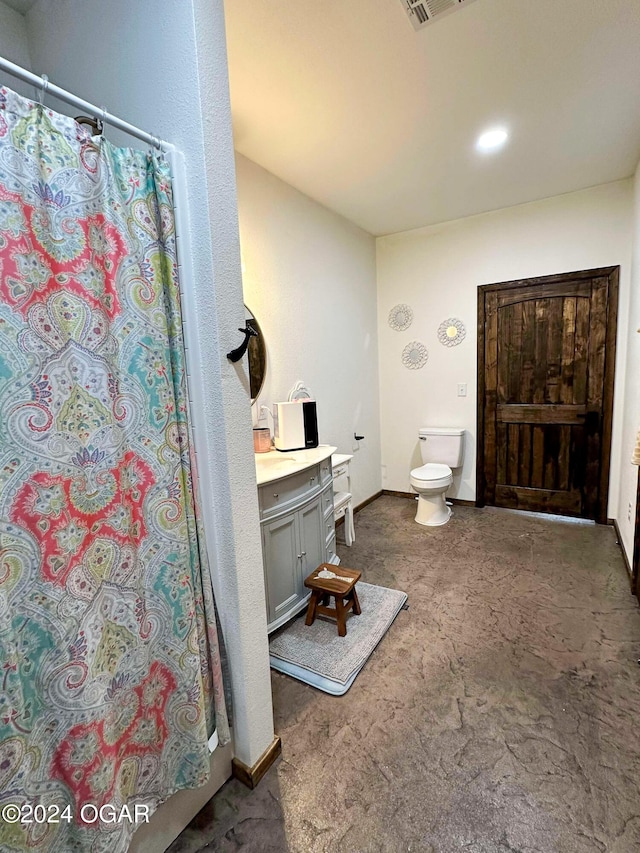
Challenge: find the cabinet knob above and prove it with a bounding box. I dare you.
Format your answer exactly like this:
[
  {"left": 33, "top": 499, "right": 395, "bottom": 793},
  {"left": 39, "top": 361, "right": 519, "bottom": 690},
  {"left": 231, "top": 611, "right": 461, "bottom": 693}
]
[
  {"left": 301, "top": 551, "right": 306, "bottom": 556},
  {"left": 310, "top": 476, "right": 316, "bottom": 483},
  {"left": 273, "top": 493, "right": 279, "bottom": 499},
  {"left": 297, "top": 554, "right": 302, "bottom": 560}
]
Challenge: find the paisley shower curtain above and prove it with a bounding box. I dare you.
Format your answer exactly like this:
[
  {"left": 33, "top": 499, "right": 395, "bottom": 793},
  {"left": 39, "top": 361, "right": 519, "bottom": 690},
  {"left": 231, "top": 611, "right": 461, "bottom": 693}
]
[{"left": 0, "top": 85, "right": 229, "bottom": 852}]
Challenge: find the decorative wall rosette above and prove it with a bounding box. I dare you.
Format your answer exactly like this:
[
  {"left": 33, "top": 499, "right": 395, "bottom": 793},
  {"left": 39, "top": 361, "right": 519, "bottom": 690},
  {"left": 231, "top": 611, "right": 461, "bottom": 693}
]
[
  {"left": 388, "top": 303, "right": 413, "bottom": 331},
  {"left": 402, "top": 341, "right": 429, "bottom": 369},
  {"left": 437, "top": 317, "right": 466, "bottom": 347}
]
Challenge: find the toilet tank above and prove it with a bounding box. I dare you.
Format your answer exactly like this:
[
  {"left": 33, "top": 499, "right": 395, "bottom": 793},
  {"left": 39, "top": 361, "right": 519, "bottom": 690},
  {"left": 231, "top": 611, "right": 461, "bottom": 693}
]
[{"left": 419, "top": 427, "right": 465, "bottom": 467}]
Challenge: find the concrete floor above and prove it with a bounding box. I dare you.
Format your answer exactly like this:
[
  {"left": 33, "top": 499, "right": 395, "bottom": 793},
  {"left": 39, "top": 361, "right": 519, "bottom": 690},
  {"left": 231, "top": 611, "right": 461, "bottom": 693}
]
[{"left": 169, "top": 497, "right": 640, "bottom": 852}]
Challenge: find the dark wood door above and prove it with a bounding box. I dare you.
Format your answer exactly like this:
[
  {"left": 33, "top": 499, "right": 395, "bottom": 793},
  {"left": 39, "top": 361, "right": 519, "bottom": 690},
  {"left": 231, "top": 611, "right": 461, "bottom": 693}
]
[
  {"left": 633, "top": 469, "right": 640, "bottom": 596},
  {"left": 477, "top": 267, "right": 618, "bottom": 523}
]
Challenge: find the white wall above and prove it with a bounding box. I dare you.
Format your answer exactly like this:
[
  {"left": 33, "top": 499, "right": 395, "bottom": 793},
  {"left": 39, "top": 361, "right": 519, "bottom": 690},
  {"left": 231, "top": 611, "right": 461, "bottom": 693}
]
[
  {"left": 616, "top": 163, "right": 640, "bottom": 564},
  {"left": 236, "top": 154, "right": 381, "bottom": 506},
  {"left": 23, "top": 0, "right": 275, "bottom": 844},
  {"left": 377, "top": 180, "right": 633, "bottom": 518},
  {"left": 0, "top": 1, "right": 32, "bottom": 97}
]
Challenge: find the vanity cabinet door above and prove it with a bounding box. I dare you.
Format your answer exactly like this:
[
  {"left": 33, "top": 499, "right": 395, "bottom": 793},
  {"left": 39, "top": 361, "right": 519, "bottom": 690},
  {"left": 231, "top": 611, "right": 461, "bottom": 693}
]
[
  {"left": 298, "top": 496, "right": 324, "bottom": 589},
  {"left": 261, "top": 512, "right": 304, "bottom": 625}
]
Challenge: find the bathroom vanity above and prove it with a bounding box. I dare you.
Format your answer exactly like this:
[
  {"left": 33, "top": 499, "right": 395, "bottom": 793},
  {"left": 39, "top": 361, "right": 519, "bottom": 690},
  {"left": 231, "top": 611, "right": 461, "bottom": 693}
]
[{"left": 255, "top": 445, "right": 338, "bottom": 633}]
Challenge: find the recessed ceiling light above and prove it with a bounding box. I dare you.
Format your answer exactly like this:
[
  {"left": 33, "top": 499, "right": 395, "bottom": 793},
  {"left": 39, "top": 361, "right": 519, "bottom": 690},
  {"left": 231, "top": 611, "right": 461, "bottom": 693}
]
[{"left": 476, "top": 127, "right": 509, "bottom": 152}]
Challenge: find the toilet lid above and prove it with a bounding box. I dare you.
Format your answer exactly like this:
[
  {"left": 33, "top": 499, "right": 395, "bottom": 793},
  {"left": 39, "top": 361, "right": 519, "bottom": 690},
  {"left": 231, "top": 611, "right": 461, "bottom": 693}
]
[{"left": 410, "top": 462, "right": 452, "bottom": 482}]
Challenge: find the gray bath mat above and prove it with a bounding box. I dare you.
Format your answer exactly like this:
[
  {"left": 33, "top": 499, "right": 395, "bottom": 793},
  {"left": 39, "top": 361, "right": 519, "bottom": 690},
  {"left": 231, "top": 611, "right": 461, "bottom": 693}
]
[{"left": 269, "top": 582, "right": 407, "bottom": 695}]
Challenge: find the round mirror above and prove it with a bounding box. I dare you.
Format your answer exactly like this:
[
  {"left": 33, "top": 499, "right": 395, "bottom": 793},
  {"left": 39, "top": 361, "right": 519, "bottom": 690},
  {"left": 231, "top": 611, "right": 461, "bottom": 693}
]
[{"left": 246, "top": 305, "right": 267, "bottom": 402}]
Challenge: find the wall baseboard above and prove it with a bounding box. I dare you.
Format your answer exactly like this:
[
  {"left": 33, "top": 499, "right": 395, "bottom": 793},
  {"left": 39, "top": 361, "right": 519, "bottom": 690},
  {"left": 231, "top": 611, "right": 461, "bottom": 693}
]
[
  {"left": 355, "top": 490, "right": 383, "bottom": 513},
  {"left": 381, "top": 489, "right": 474, "bottom": 507},
  {"left": 231, "top": 735, "right": 281, "bottom": 790},
  {"left": 612, "top": 518, "right": 633, "bottom": 590},
  {"left": 381, "top": 489, "right": 414, "bottom": 500},
  {"left": 335, "top": 491, "right": 383, "bottom": 528}
]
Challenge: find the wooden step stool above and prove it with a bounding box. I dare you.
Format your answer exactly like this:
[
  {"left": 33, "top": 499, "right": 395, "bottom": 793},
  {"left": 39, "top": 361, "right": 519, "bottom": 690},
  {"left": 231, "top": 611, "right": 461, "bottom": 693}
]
[{"left": 304, "top": 564, "right": 362, "bottom": 637}]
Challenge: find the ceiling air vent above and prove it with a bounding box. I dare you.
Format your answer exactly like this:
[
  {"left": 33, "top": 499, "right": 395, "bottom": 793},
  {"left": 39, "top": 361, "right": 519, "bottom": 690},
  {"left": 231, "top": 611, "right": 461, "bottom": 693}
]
[{"left": 400, "top": 0, "right": 480, "bottom": 31}]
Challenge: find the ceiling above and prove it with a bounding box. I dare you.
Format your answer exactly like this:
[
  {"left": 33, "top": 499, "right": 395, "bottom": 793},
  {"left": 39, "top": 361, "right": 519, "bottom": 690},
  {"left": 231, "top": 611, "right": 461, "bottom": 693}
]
[{"left": 224, "top": 0, "right": 640, "bottom": 236}]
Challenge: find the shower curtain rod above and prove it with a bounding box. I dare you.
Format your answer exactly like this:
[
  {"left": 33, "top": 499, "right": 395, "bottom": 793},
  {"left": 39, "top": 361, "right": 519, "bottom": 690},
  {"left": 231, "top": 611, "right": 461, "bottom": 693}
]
[{"left": 0, "top": 55, "right": 171, "bottom": 151}]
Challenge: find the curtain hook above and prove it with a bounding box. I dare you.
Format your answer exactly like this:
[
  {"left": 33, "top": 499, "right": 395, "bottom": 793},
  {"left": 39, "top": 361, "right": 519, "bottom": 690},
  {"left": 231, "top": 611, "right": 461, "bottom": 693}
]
[
  {"left": 149, "top": 133, "right": 163, "bottom": 161},
  {"left": 96, "top": 106, "right": 108, "bottom": 153},
  {"left": 37, "top": 73, "right": 49, "bottom": 107},
  {"left": 97, "top": 105, "right": 107, "bottom": 134}
]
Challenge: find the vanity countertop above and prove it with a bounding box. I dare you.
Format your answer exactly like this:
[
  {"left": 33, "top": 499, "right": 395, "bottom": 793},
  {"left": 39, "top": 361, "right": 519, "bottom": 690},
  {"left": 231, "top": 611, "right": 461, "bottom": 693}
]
[{"left": 255, "top": 444, "right": 337, "bottom": 486}]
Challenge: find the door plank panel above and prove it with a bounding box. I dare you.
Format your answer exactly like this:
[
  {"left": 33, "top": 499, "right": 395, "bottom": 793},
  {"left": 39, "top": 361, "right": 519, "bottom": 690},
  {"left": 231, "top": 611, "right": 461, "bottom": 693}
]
[
  {"left": 497, "top": 280, "right": 591, "bottom": 307},
  {"left": 584, "top": 280, "right": 608, "bottom": 519},
  {"left": 531, "top": 426, "right": 545, "bottom": 489},
  {"left": 573, "top": 297, "right": 590, "bottom": 405},
  {"left": 598, "top": 269, "right": 619, "bottom": 519},
  {"left": 560, "top": 297, "right": 576, "bottom": 404},
  {"left": 533, "top": 299, "right": 548, "bottom": 405},
  {"left": 508, "top": 424, "right": 519, "bottom": 485},
  {"left": 519, "top": 424, "right": 532, "bottom": 487},
  {"left": 543, "top": 426, "right": 559, "bottom": 491},
  {"left": 497, "top": 404, "right": 586, "bottom": 424},
  {"left": 571, "top": 424, "right": 586, "bottom": 491},
  {"left": 495, "top": 485, "right": 582, "bottom": 514},
  {"left": 546, "top": 298, "right": 564, "bottom": 404},
  {"left": 587, "top": 280, "right": 608, "bottom": 407},
  {"left": 520, "top": 299, "right": 536, "bottom": 404},
  {"left": 508, "top": 302, "right": 523, "bottom": 403},
  {"left": 497, "top": 304, "right": 511, "bottom": 406},
  {"left": 558, "top": 425, "right": 571, "bottom": 491},
  {"left": 496, "top": 421, "right": 507, "bottom": 486}
]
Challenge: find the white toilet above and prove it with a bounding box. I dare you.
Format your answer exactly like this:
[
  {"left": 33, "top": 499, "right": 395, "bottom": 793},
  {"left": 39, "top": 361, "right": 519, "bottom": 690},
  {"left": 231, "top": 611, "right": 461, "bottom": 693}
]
[{"left": 409, "top": 427, "right": 465, "bottom": 526}]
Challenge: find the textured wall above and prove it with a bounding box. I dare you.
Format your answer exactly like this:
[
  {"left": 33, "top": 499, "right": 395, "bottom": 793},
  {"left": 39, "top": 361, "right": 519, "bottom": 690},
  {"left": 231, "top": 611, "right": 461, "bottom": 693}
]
[
  {"left": 0, "top": 1, "right": 33, "bottom": 96},
  {"left": 236, "top": 154, "right": 382, "bottom": 506},
  {"left": 377, "top": 180, "right": 633, "bottom": 519},
  {"left": 25, "top": 0, "right": 274, "bottom": 804},
  {"left": 616, "top": 163, "right": 640, "bottom": 563}
]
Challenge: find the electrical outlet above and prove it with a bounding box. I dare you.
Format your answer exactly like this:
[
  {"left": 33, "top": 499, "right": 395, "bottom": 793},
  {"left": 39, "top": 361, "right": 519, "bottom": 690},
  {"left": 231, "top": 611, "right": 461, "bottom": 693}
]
[{"left": 457, "top": 383, "right": 467, "bottom": 397}]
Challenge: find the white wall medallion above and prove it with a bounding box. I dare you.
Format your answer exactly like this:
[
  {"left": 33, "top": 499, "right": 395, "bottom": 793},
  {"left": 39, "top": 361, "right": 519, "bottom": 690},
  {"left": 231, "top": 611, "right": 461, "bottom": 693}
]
[
  {"left": 402, "top": 341, "right": 429, "bottom": 370},
  {"left": 437, "top": 318, "right": 466, "bottom": 347},
  {"left": 288, "top": 380, "right": 313, "bottom": 401},
  {"left": 388, "top": 303, "right": 413, "bottom": 331}
]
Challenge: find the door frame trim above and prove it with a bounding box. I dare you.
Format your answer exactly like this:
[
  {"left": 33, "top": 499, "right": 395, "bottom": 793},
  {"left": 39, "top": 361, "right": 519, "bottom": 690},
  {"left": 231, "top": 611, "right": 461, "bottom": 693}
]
[
  {"left": 476, "top": 266, "right": 619, "bottom": 524},
  {"left": 633, "top": 467, "right": 640, "bottom": 595}
]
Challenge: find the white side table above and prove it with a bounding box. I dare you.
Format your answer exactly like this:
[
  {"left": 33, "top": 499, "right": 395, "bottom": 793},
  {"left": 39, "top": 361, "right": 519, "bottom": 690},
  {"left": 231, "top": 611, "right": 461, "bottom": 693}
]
[{"left": 331, "top": 453, "right": 355, "bottom": 546}]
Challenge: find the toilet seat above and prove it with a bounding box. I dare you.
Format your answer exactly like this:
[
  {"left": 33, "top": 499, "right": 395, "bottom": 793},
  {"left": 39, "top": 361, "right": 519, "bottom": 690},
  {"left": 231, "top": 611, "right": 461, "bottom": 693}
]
[{"left": 410, "top": 462, "right": 452, "bottom": 490}]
